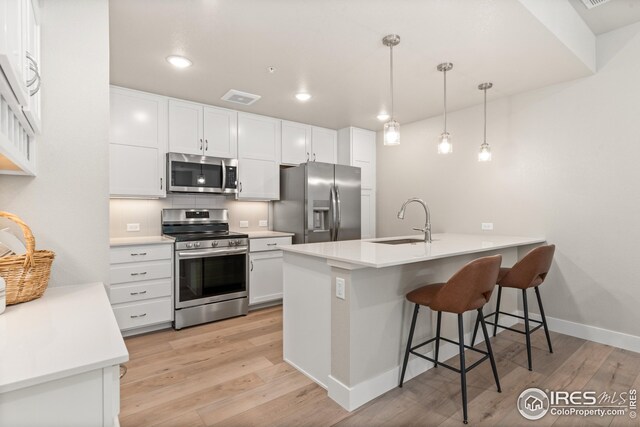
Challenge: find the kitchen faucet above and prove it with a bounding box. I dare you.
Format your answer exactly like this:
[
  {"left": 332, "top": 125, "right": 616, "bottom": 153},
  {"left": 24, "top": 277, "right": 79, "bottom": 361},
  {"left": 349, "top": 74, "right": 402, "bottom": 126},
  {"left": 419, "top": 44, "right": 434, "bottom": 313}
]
[{"left": 397, "top": 198, "right": 432, "bottom": 243}]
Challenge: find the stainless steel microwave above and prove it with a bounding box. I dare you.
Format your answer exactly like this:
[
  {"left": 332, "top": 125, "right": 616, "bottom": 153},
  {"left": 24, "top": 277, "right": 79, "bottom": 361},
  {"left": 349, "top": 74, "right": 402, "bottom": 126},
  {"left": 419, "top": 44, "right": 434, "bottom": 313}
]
[{"left": 167, "top": 153, "right": 238, "bottom": 194}]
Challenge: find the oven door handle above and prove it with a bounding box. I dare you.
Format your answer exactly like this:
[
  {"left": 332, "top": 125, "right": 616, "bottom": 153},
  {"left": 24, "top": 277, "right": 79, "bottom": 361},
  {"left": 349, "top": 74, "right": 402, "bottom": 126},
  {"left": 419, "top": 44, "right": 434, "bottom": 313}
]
[{"left": 177, "top": 247, "right": 247, "bottom": 259}]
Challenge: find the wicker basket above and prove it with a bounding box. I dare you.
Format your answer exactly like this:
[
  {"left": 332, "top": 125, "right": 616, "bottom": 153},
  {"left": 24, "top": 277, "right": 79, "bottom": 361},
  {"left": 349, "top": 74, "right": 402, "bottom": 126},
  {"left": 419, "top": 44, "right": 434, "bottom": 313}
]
[{"left": 0, "top": 211, "right": 55, "bottom": 305}]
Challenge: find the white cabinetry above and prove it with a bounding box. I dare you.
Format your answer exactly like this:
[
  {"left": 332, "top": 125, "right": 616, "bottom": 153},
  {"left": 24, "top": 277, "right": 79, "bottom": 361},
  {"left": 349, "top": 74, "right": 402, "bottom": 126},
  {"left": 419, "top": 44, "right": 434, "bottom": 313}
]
[
  {"left": 237, "top": 112, "right": 280, "bottom": 200},
  {"left": 249, "top": 236, "right": 292, "bottom": 306},
  {"left": 338, "top": 127, "right": 377, "bottom": 238},
  {"left": 109, "top": 86, "right": 168, "bottom": 197},
  {"left": 109, "top": 242, "right": 173, "bottom": 336},
  {"left": 281, "top": 121, "right": 336, "bottom": 165},
  {"left": 168, "top": 99, "right": 237, "bottom": 158}
]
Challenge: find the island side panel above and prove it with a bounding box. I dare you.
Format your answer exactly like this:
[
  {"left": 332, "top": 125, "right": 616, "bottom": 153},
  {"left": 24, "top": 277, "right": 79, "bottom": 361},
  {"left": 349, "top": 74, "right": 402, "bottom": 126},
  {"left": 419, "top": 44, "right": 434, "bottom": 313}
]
[
  {"left": 282, "top": 252, "right": 332, "bottom": 388},
  {"left": 328, "top": 248, "right": 519, "bottom": 411}
]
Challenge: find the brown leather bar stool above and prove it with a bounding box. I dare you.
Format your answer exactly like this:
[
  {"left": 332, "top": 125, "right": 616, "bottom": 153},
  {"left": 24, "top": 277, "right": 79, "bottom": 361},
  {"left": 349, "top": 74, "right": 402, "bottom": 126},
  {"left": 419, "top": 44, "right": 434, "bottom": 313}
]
[
  {"left": 471, "top": 244, "right": 555, "bottom": 371},
  {"left": 398, "top": 255, "right": 503, "bottom": 425}
]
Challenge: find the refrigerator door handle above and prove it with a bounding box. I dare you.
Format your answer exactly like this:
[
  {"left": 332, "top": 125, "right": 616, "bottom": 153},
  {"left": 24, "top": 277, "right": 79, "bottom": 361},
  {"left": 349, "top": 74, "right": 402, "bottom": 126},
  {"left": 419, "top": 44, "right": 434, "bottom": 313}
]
[
  {"left": 335, "top": 185, "right": 342, "bottom": 241},
  {"left": 330, "top": 185, "right": 337, "bottom": 241}
]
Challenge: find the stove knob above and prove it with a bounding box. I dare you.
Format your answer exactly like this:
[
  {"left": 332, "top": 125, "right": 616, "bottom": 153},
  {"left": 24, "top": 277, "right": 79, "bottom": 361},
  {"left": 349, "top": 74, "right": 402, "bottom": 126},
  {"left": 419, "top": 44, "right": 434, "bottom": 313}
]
[
  {"left": 229, "top": 240, "right": 236, "bottom": 247},
  {"left": 211, "top": 241, "right": 219, "bottom": 248},
  {"left": 236, "top": 240, "right": 243, "bottom": 246},
  {"left": 194, "top": 242, "right": 201, "bottom": 248},
  {"left": 186, "top": 243, "right": 193, "bottom": 249}
]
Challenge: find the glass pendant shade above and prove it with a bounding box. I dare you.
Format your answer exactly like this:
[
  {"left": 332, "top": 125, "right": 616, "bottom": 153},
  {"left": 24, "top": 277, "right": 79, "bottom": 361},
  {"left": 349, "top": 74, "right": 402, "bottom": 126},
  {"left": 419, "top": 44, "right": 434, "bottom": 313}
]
[
  {"left": 437, "top": 132, "right": 452, "bottom": 154},
  {"left": 478, "top": 142, "right": 492, "bottom": 162},
  {"left": 384, "top": 120, "right": 400, "bottom": 145}
]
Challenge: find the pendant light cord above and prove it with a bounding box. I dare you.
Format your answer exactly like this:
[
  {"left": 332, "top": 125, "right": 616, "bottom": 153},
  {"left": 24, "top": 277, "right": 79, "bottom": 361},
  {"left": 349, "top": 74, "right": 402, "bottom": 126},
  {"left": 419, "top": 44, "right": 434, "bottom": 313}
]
[
  {"left": 483, "top": 87, "right": 487, "bottom": 143},
  {"left": 390, "top": 45, "right": 394, "bottom": 119},
  {"left": 443, "top": 69, "right": 447, "bottom": 133}
]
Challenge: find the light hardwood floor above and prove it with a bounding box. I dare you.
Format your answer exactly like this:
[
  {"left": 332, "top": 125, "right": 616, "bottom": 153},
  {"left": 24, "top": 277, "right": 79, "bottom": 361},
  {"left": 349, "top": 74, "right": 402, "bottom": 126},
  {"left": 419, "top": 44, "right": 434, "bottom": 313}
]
[{"left": 120, "top": 306, "right": 639, "bottom": 427}]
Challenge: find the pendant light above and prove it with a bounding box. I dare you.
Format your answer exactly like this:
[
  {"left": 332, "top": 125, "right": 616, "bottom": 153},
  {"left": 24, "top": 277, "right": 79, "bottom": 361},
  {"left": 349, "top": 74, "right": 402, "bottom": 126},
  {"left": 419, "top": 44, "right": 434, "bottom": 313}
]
[
  {"left": 382, "top": 34, "right": 401, "bottom": 146},
  {"left": 478, "top": 82, "right": 493, "bottom": 162},
  {"left": 437, "top": 62, "right": 453, "bottom": 154}
]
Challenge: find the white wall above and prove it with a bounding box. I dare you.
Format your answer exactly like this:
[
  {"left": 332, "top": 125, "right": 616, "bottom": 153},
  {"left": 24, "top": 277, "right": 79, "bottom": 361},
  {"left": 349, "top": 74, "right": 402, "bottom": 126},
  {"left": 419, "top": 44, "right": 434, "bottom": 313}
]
[
  {"left": 377, "top": 22, "right": 640, "bottom": 339},
  {"left": 110, "top": 197, "right": 270, "bottom": 237},
  {"left": 0, "top": 0, "right": 110, "bottom": 286}
]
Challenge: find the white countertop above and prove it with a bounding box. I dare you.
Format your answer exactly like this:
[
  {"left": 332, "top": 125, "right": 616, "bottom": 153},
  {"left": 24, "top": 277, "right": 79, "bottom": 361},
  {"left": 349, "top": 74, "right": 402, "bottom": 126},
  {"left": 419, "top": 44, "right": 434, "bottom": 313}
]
[
  {"left": 110, "top": 235, "right": 175, "bottom": 247},
  {"left": 0, "top": 283, "right": 129, "bottom": 393},
  {"left": 245, "top": 230, "right": 295, "bottom": 239},
  {"left": 280, "top": 233, "right": 546, "bottom": 268}
]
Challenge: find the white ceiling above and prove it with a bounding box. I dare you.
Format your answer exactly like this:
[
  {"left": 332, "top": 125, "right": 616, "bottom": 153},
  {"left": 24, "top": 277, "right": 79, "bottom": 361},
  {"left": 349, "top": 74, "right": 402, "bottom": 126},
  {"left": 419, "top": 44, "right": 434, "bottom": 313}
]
[
  {"left": 109, "top": 0, "right": 595, "bottom": 131},
  {"left": 569, "top": 0, "right": 640, "bottom": 35}
]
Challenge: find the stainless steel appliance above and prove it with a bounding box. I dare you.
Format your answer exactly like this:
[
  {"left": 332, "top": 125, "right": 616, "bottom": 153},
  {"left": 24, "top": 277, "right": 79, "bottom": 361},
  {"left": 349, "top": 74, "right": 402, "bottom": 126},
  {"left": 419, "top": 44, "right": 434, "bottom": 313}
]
[
  {"left": 273, "top": 162, "right": 361, "bottom": 244},
  {"left": 162, "top": 208, "right": 248, "bottom": 329},
  {"left": 167, "top": 153, "right": 238, "bottom": 194}
]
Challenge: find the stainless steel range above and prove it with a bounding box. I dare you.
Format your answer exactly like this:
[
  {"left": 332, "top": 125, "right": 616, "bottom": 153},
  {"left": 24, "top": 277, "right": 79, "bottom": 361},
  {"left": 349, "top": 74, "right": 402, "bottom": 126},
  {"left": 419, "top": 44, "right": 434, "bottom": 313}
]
[{"left": 162, "top": 208, "right": 248, "bottom": 330}]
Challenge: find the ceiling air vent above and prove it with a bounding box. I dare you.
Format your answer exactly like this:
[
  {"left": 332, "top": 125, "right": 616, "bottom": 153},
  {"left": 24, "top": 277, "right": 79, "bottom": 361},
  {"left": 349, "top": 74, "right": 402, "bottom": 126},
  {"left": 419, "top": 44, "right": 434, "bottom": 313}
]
[
  {"left": 580, "top": 0, "right": 612, "bottom": 9},
  {"left": 221, "top": 89, "right": 261, "bottom": 106}
]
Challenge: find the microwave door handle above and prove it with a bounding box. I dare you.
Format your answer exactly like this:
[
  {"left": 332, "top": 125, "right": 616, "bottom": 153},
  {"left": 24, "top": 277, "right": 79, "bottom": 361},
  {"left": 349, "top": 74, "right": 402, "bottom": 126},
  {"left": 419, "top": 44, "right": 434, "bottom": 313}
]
[{"left": 221, "top": 159, "right": 227, "bottom": 190}]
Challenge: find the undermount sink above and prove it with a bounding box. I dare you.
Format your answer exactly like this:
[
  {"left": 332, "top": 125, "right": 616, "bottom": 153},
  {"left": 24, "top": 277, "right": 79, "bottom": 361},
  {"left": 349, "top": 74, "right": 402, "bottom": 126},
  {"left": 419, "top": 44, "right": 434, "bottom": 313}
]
[{"left": 374, "top": 238, "right": 426, "bottom": 245}]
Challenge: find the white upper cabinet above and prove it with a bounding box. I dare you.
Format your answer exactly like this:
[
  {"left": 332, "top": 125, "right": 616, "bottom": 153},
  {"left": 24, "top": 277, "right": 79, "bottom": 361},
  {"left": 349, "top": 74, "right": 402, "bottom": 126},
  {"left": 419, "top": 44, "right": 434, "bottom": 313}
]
[
  {"left": 311, "top": 126, "right": 337, "bottom": 164},
  {"left": 109, "top": 87, "right": 168, "bottom": 197},
  {"left": 280, "top": 122, "right": 336, "bottom": 165},
  {"left": 338, "top": 126, "right": 376, "bottom": 190},
  {"left": 281, "top": 120, "right": 310, "bottom": 165},
  {"left": 0, "top": 0, "right": 28, "bottom": 107},
  {"left": 168, "top": 99, "right": 237, "bottom": 158},
  {"left": 237, "top": 112, "right": 280, "bottom": 200},
  {"left": 21, "top": 0, "right": 40, "bottom": 132}
]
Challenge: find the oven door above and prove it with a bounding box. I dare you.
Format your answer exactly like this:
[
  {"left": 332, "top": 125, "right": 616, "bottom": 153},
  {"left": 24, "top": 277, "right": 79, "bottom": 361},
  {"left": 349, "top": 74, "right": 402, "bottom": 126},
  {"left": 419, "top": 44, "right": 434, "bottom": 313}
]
[
  {"left": 168, "top": 152, "right": 228, "bottom": 194},
  {"left": 175, "top": 246, "right": 248, "bottom": 309}
]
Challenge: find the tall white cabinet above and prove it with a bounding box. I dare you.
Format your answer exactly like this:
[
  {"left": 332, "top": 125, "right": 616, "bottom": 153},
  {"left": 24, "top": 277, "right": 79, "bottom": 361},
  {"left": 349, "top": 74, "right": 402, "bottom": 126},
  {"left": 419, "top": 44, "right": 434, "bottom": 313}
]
[
  {"left": 338, "top": 127, "right": 377, "bottom": 239},
  {"left": 109, "top": 86, "right": 168, "bottom": 197},
  {"left": 168, "top": 99, "right": 238, "bottom": 159},
  {"left": 237, "top": 112, "right": 281, "bottom": 200}
]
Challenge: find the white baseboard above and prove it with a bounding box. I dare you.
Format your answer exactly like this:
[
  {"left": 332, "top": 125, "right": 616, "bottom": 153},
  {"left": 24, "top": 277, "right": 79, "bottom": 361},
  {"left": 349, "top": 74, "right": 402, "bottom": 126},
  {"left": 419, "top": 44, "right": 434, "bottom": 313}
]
[
  {"left": 283, "top": 357, "right": 328, "bottom": 389},
  {"left": 326, "top": 312, "right": 520, "bottom": 411},
  {"left": 518, "top": 311, "right": 640, "bottom": 354}
]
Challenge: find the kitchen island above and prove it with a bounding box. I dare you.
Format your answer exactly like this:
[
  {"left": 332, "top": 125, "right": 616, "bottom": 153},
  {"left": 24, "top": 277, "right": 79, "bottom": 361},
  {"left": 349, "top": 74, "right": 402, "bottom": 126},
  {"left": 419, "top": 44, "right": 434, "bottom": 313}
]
[{"left": 280, "top": 233, "right": 545, "bottom": 411}]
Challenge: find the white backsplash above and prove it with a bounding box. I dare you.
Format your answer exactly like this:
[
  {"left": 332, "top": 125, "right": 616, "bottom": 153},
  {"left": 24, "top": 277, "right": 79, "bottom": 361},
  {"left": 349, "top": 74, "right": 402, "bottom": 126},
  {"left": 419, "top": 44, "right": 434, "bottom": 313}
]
[{"left": 110, "top": 195, "right": 270, "bottom": 237}]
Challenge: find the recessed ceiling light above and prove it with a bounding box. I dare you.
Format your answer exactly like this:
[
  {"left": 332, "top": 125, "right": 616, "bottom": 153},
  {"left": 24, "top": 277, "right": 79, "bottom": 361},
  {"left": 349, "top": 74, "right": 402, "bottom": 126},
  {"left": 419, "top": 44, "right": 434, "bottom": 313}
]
[
  {"left": 267, "top": 66, "right": 276, "bottom": 73},
  {"left": 295, "top": 93, "right": 312, "bottom": 102},
  {"left": 377, "top": 113, "right": 390, "bottom": 121},
  {"left": 166, "top": 55, "right": 192, "bottom": 69}
]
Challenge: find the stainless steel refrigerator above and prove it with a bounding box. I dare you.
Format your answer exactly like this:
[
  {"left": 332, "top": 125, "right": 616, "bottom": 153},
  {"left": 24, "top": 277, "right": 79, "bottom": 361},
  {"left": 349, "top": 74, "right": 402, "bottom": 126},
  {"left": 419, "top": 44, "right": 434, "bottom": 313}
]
[{"left": 273, "top": 162, "right": 361, "bottom": 244}]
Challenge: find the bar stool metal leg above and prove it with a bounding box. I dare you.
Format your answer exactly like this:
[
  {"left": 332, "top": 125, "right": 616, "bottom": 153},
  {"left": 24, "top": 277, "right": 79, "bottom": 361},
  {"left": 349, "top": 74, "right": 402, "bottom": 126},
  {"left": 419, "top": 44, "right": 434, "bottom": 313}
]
[
  {"left": 470, "top": 311, "right": 480, "bottom": 347},
  {"left": 522, "top": 289, "right": 532, "bottom": 371},
  {"left": 478, "top": 308, "right": 501, "bottom": 392},
  {"left": 535, "top": 286, "right": 553, "bottom": 354},
  {"left": 434, "top": 311, "right": 442, "bottom": 368},
  {"left": 399, "top": 304, "right": 420, "bottom": 387},
  {"left": 493, "top": 286, "right": 502, "bottom": 337},
  {"left": 457, "top": 314, "right": 468, "bottom": 424}
]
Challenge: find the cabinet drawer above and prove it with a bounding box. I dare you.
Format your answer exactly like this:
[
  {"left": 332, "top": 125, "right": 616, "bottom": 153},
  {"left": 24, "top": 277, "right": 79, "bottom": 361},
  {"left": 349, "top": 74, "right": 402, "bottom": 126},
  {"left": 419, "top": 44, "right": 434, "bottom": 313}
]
[
  {"left": 250, "top": 237, "right": 292, "bottom": 252},
  {"left": 110, "top": 244, "right": 172, "bottom": 264},
  {"left": 109, "top": 279, "right": 172, "bottom": 304},
  {"left": 112, "top": 298, "right": 172, "bottom": 331},
  {"left": 110, "top": 261, "right": 172, "bottom": 284}
]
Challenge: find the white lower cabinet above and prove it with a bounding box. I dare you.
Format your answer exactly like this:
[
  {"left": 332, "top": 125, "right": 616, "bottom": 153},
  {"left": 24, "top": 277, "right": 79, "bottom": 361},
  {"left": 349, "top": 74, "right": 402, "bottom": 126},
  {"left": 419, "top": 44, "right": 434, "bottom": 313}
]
[
  {"left": 361, "top": 189, "right": 376, "bottom": 239},
  {"left": 109, "top": 242, "right": 173, "bottom": 335},
  {"left": 249, "top": 236, "right": 292, "bottom": 306}
]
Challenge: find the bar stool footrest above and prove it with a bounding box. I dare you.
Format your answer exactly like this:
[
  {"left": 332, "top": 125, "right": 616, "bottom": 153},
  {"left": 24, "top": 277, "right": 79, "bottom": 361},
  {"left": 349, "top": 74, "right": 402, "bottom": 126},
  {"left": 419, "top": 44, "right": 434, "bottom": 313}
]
[{"left": 408, "top": 336, "right": 490, "bottom": 375}]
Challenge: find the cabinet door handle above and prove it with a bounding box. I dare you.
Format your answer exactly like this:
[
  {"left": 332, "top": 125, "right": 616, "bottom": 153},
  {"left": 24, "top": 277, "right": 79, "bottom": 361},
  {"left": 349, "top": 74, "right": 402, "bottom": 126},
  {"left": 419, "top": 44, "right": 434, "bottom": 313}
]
[
  {"left": 313, "top": 153, "right": 316, "bottom": 162},
  {"left": 130, "top": 271, "right": 147, "bottom": 276},
  {"left": 205, "top": 139, "right": 209, "bottom": 151},
  {"left": 200, "top": 138, "right": 203, "bottom": 151},
  {"left": 266, "top": 243, "right": 277, "bottom": 246},
  {"left": 160, "top": 177, "right": 163, "bottom": 190},
  {"left": 239, "top": 182, "right": 243, "bottom": 193},
  {"left": 250, "top": 260, "right": 254, "bottom": 271},
  {"left": 130, "top": 252, "right": 147, "bottom": 257},
  {"left": 306, "top": 152, "right": 310, "bottom": 162},
  {"left": 130, "top": 290, "right": 147, "bottom": 296},
  {"left": 130, "top": 313, "right": 147, "bottom": 319}
]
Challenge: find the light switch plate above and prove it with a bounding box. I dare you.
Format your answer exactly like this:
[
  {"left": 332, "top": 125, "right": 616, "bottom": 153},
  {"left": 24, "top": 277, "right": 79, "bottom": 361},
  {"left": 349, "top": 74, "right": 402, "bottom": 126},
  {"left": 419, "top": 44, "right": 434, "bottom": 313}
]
[
  {"left": 259, "top": 220, "right": 268, "bottom": 227},
  {"left": 126, "top": 223, "right": 140, "bottom": 232},
  {"left": 239, "top": 221, "right": 249, "bottom": 228},
  {"left": 481, "top": 223, "right": 494, "bottom": 231},
  {"left": 336, "top": 277, "right": 346, "bottom": 300}
]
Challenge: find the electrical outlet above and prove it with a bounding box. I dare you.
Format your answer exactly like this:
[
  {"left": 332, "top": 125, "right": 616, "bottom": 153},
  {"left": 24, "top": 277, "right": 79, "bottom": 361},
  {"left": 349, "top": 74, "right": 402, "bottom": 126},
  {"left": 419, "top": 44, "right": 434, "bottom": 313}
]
[
  {"left": 259, "top": 220, "right": 268, "bottom": 227},
  {"left": 126, "top": 223, "right": 140, "bottom": 232},
  {"left": 481, "top": 223, "right": 494, "bottom": 231},
  {"left": 239, "top": 221, "right": 249, "bottom": 228},
  {"left": 336, "top": 277, "right": 346, "bottom": 300}
]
